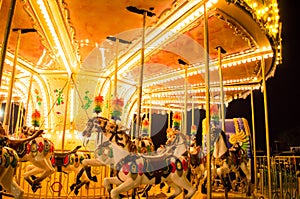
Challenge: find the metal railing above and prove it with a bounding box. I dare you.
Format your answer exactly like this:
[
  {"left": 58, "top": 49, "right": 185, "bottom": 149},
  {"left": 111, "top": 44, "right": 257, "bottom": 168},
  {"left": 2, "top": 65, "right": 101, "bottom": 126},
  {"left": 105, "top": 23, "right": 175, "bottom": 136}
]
[
  {"left": 256, "top": 155, "right": 299, "bottom": 199},
  {"left": 14, "top": 160, "right": 111, "bottom": 198}
]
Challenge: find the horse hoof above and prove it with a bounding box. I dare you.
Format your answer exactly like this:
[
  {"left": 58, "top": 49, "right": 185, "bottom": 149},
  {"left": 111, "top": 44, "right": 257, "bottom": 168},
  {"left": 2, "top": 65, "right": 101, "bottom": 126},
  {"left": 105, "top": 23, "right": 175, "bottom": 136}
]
[
  {"left": 91, "top": 176, "right": 97, "bottom": 182},
  {"left": 201, "top": 186, "right": 207, "bottom": 194},
  {"left": 70, "top": 184, "right": 75, "bottom": 191},
  {"left": 141, "top": 192, "right": 148, "bottom": 198},
  {"left": 32, "top": 184, "right": 41, "bottom": 192},
  {"left": 74, "top": 189, "right": 79, "bottom": 195}
]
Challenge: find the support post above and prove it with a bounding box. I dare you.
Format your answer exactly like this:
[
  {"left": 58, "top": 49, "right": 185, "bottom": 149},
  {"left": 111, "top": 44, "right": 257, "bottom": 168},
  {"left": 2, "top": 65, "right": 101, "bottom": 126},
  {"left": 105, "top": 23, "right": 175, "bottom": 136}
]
[
  {"left": 0, "top": 0, "right": 17, "bottom": 87},
  {"left": 126, "top": 6, "right": 155, "bottom": 139},
  {"left": 261, "top": 56, "right": 272, "bottom": 198},
  {"left": 216, "top": 46, "right": 226, "bottom": 131},
  {"left": 204, "top": 3, "right": 212, "bottom": 198},
  {"left": 2, "top": 28, "right": 36, "bottom": 134},
  {"left": 250, "top": 89, "right": 258, "bottom": 193},
  {"left": 126, "top": 7, "right": 155, "bottom": 199}
]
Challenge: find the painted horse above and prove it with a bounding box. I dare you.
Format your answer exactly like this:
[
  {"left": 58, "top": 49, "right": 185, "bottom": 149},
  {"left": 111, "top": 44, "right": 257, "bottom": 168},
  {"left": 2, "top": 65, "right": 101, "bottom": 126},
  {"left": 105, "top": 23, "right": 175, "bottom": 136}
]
[
  {"left": 50, "top": 145, "right": 92, "bottom": 195},
  {"left": 75, "top": 116, "right": 156, "bottom": 196},
  {"left": 95, "top": 131, "right": 196, "bottom": 199},
  {"left": 187, "top": 137, "right": 205, "bottom": 189},
  {"left": 0, "top": 137, "right": 24, "bottom": 199},
  {"left": 6, "top": 126, "right": 55, "bottom": 192},
  {"left": 201, "top": 118, "right": 252, "bottom": 197},
  {"left": 219, "top": 118, "right": 252, "bottom": 196}
]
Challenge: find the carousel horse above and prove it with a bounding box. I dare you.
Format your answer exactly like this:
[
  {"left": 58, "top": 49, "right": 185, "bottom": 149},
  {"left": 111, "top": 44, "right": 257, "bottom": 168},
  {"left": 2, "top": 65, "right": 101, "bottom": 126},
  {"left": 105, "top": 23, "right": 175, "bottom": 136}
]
[
  {"left": 95, "top": 131, "right": 196, "bottom": 199},
  {"left": 200, "top": 127, "right": 231, "bottom": 196},
  {"left": 187, "top": 138, "right": 205, "bottom": 189},
  {"left": 24, "top": 144, "right": 92, "bottom": 195},
  {"left": 75, "top": 116, "right": 156, "bottom": 196},
  {"left": 51, "top": 145, "right": 92, "bottom": 195},
  {"left": 201, "top": 126, "right": 252, "bottom": 197},
  {"left": 4, "top": 126, "right": 56, "bottom": 192},
  {"left": 0, "top": 137, "right": 24, "bottom": 199}
]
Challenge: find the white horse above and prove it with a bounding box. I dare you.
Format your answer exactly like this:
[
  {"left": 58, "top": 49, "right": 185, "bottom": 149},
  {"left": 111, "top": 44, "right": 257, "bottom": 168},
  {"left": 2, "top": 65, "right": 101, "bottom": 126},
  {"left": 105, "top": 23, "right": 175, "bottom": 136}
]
[
  {"left": 187, "top": 138, "right": 205, "bottom": 189},
  {"left": 75, "top": 117, "right": 157, "bottom": 196},
  {"left": 0, "top": 141, "right": 24, "bottom": 199},
  {"left": 6, "top": 126, "right": 56, "bottom": 192},
  {"left": 97, "top": 131, "right": 196, "bottom": 199},
  {"left": 44, "top": 145, "right": 91, "bottom": 195}
]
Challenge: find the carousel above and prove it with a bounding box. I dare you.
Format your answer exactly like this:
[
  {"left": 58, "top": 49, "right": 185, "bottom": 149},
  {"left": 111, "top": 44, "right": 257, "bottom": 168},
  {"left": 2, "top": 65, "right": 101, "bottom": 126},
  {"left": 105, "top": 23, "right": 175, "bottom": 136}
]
[{"left": 0, "top": 0, "right": 282, "bottom": 198}]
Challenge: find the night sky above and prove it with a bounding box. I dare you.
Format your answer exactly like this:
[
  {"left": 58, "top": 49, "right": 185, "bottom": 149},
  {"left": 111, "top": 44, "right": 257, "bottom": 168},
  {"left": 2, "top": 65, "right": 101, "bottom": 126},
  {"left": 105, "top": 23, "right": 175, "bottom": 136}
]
[{"left": 226, "top": 0, "right": 300, "bottom": 152}]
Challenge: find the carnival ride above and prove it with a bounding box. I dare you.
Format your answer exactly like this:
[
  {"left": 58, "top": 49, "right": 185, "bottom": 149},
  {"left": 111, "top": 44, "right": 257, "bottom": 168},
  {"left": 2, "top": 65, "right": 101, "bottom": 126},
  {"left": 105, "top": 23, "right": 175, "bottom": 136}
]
[{"left": 0, "top": 0, "right": 283, "bottom": 198}]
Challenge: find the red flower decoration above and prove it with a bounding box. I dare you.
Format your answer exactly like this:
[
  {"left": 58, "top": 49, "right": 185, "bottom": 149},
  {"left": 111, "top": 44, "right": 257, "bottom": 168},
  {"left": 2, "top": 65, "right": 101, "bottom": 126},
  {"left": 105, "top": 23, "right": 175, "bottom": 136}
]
[
  {"left": 34, "top": 89, "right": 39, "bottom": 95},
  {"left": 210, "top": 104, "right": 219, "bottom": 115},
  {"left": 32, "top": 109, "right": 41, "bottom": 119},
  {"left": 172, "top": 112, "right": 181, "bottom": 122},
  {"left": 94, "top": 94, "right": 104, "bottom": 104},
  {"left": 142, "top": 118, "right": 149, "bottom": 127},
  {"left": 112, "top": 97, "right": 124, "bottom": 106}
]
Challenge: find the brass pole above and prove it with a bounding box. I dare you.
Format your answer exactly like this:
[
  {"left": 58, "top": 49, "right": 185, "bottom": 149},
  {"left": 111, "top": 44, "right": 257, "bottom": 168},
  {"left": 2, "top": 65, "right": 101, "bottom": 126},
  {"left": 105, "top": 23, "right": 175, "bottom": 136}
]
[
  {"left": 192, "top": 96, "right": 194, "bottom": 126},
  {"left": 114, "top": 39, "right": 119, "bottom": 98},
  {"left": 3, "top": 28, "right": 36, "bottom": 133},
  {"left": 58, "top": 75, "right": 71, "bottom": 197},
  {"left": 250, "top": 89, "right": 258, "bottom": 193},
  {"left": 204, "top": 3, "right": 212, "bottom": 198},
  {"left": 3, "top": 29, "right": 21, "bottom": 133},
  {"left": 25, "top": 74, "right": 33, "bottom": 124},
  {"left": 184, "top": 63, "right": 188, "bottom": 134},
  {"left": 61, "top": 76, "right": 71, "bottom": 152},
  {"left": 106, "top": 36, "right": 131, "bottom": 99},
  {"left": 108, "top": 78, "right": 112, "bottom": 118},
  {"left": 149, "top": 94, "right": 152, "bottom": 137},
  {"left": 135, "top": 10, "right": 146, "bottom": 138},
  {"left": 168, "top": 104, "right": 171, "bottom": 128},
  {"left": 261, "top": 57, "right": 272, "bottom": 198},
  {"left": 0, "top": 0, "right": 17, "bottom": 87},
  {"left": 216, "top": 46, "right": 226, "bottom": 131},
  {"left": 126, "top": 6, "right": 155, "bottom": 140}
]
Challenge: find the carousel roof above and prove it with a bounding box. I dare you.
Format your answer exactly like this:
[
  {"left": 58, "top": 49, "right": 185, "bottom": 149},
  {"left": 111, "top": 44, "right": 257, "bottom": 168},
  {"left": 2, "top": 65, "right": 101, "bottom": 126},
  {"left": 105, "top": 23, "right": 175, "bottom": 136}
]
[{"left": 0, "top": 0, "right": 282, "bottom": 125}]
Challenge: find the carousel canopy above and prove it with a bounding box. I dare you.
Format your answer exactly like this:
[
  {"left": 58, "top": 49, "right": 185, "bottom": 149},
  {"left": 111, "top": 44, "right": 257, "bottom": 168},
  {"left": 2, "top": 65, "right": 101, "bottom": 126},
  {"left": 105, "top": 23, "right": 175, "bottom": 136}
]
[{"left": 0, "top": 0, "right": 282, "bottom": 127}]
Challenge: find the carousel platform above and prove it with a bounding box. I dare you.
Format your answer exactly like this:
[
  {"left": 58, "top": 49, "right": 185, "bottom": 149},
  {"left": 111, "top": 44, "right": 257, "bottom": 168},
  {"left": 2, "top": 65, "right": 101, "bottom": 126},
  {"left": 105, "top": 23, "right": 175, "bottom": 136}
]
[
  {"left": 146, "top": 192, "right": 255, "bottom": 199},
  {"left": 144, "top": 184, "right": 255, "bottom": 199}
]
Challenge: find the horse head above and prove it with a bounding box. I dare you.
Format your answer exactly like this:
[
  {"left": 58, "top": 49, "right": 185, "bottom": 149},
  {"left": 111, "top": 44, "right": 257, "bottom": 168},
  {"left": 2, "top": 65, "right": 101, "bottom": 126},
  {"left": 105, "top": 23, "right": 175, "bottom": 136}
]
[
  {"left": 163, "top": 130, "right": 188, "bottom": 158},
  {"left": 81, "top": 117, "right": 106, "bottom": 147}
]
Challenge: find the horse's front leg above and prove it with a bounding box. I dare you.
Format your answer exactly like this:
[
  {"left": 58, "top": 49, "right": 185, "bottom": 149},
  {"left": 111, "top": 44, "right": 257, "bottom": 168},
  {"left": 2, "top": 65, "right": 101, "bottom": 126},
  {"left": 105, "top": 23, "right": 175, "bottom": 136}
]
[
  {"left": 103, "top": 176, "right": 122, "bottom": 194},
  {"left": 110, "top": 178, "right": 137, "bottom": 199},
  {"left": 31, "top": 159, "right": 55, "bottom": 192},
  {"left": 23, "top": 165, "right": 43, "bottom": 191},
  {"left": 240, "top": 162, "right": 252, "bottom": 196},
  {"left": 201, "top": 170, "right": 208, "bottom": 194}
]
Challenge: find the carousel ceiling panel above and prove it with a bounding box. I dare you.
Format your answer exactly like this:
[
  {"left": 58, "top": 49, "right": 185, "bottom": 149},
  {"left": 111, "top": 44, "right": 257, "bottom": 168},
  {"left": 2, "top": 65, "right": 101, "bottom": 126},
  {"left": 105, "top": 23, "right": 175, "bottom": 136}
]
[
  {"left": 64, "top": 0, "right": 176, "bottom": 63},
  {"left": 0, "top": 0, "right": 281, "bottom": 112},
  {"left": 0, "top": 0, "right": 63, "bottom": 70}
]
